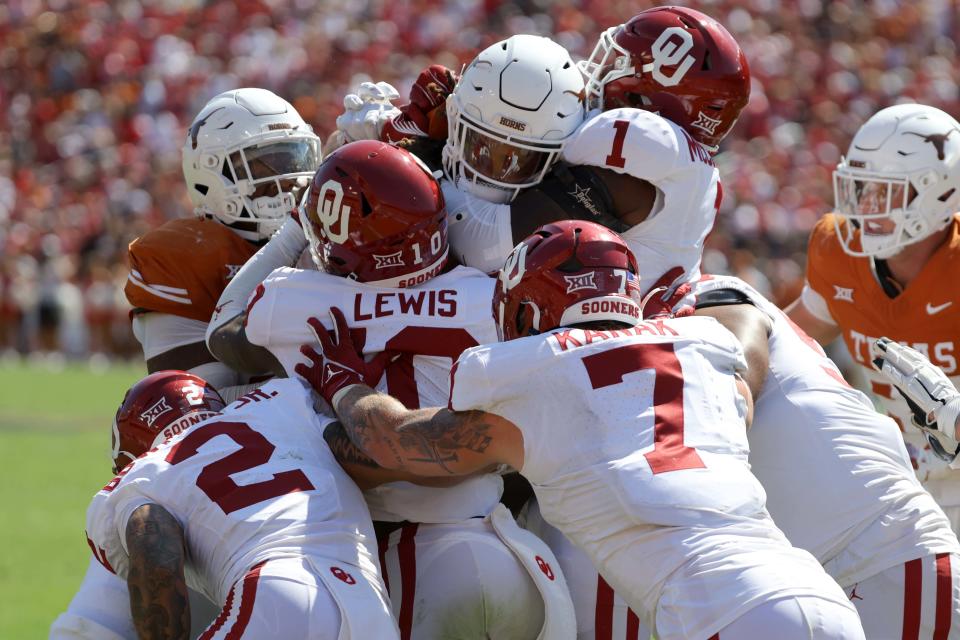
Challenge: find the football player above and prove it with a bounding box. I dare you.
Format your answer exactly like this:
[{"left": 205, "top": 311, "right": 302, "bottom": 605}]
[
  {"left": 125, "top": 87, "right": 320, "bottom": 394},
  {"left": 206, "top": 141, "right": 575, "bottom": 639},
  {"left": 786, "top": 104, "right": 960, "bottom": 533},
  {"left": 84, "top": 371, "right": 401, "bottom": 639},
  {"left": 328, "top": 7, "right": 748, "bottom": 291},
  {"left": 298, "top": 220, "right": 866, "bottom": 640},
  {"left": 51, "top": 88, "right": 321, "bottom": 640}
]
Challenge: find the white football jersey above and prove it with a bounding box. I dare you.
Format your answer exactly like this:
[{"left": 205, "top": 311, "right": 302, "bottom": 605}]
[
  {"left": 563, "top": 108, "right": 720, "bottom": 289},
  {"left": 690, "top": 275, "right": 960, "bottom": 586},
  {"left": 244, "top": 265, "right": 504, "bottom": 522},
  {"left": 449, "top": 317, "right": 839, "bottom": 639},
  {"left": 85, "top": 379, "right": 383, "bottom": 606},
  {"left": 446, "top": 108, "right": 720, "bottom": 290}
]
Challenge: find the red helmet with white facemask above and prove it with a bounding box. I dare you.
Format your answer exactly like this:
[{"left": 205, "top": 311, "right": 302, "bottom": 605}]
[
  {"left": 301, "top": 140, "right": 448, "bottom": 288},
  {"left": 493, "top": 220, "right": 643, "bottom": 341},
  {"left": 580, "top": 6, "right": 750, "bottom": 150},
  {"left": 111, "top": 371, "right": 225, "bottom": 473}
]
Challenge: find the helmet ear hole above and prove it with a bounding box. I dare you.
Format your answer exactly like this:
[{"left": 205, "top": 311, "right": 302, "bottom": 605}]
[{"left": 360, "top": 193, "right": 373, "bottom": 217}]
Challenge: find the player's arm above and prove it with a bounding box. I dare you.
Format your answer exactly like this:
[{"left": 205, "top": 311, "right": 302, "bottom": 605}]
[
  {"left": 784, "top": 294, "right": 841, "bottom": 345},
  {"left": 510, "top": 164, "right": 657, "bottom": 243},
  {"left": 125, "top": 503, "right": 190, "bottom": 640},
  {"left": 296, "top": 306, "right": 521, "bottom": 476},
  {"left": 330, "top": 384, "right": 521, "bottom": 476},
  {"left": 693, "top": 299, "right": 771, "bottom": 400},
  {"left": 144, "top": 339, "right": 214, "bottom": 373},
  {"left": 323, "top": 421, "right": 482, "bottom": 488},
  {"left": 206, "top": 312, "right": 285, "bottom": 377}
]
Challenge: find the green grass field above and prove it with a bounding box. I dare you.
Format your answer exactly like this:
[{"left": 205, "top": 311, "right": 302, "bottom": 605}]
[{"left": 0, "top": 360, "right": 145, "bottom": 638}]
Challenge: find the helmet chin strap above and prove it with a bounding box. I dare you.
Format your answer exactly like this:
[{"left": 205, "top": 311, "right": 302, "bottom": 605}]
[{"left": 456, "top": 175, "right": 515, "bottom": 204}]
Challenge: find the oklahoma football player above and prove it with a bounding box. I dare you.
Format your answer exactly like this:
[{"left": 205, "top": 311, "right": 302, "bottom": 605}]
[
  {"left": 84, "top": 371, "right": 402, "bottom": 639},
  {"left": 207, "top": 141, "right": 575, "bottom": 639},
  {"left": 299, "top": 220, "right": 866, "bottom": 640},
  {"left": 51, "top": 88, "right": 321, "bottom": 640},
  {"left": 786, "top": 103, "right": 960, "bottom": 534}
]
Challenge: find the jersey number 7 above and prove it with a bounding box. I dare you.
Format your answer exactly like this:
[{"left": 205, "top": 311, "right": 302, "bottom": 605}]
[{"left": 582, "top": 342, "right": 705, "bottom": 474}]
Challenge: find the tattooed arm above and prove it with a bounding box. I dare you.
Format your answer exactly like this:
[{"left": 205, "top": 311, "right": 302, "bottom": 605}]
[
  {"left": 324, "top": 420, "right": 491, "bottom": 487},
  {"left": 332, "top": 385, "right": 524, "bottom": 476},
  {"left": 125, "top": 503, "right": 190, "bottom": 640}
]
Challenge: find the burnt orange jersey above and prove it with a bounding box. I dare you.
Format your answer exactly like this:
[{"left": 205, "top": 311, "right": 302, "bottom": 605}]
[
  {"left": 125, "top": 218, "right": 257, "bottom": 322},
  {"left": 806, "top": 213, "right": 960, "bottom": 483}
]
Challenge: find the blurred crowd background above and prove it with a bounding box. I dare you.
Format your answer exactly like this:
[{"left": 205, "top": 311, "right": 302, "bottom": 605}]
[{"left": 1, "top": 0, "right": 958, "bottom": 361}]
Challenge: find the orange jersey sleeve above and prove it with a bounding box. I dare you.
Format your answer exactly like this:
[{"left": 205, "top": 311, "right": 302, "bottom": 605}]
[
  {"left": 804, "top": 213, "right": 847, "bottom": 305},
  {"left": 125, "top": 218, "right": 258, "bottom": 322}
]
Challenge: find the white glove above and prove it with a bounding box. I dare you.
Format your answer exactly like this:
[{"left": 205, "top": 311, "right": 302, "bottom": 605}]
[
  {"left": 326, "top": 81, "right": 401, "bottom": 152},
  {"left": 871, "top": 337, "right": 960, "bottom": 462}
]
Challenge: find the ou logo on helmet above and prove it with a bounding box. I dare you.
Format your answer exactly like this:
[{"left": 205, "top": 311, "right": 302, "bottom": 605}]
[
  {"left": 316, "top": 179, "right": 351, "bottom": 244},
  {"left": 499, "top": 242, "right": 529, "bottom": 294},
  {"left": 641, "top": 27, "right": 696, "bottom": 88}
]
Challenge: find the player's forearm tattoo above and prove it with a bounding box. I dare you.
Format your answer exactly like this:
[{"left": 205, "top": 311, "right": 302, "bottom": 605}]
[
  {"left": 337, "top": 389, "right": 492, "bottom": 473},
  {"left": 397, "top": 413, "right": 493, "bottom": 473},
  {"left": 323, "top": 421, "right": 380, "bottom": 468},
  {"left": 126, "top": 504, "right": 190, "bottom": 640}
]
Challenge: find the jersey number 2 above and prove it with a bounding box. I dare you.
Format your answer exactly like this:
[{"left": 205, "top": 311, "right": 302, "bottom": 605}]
[
  {"left": 166, "top": 421, "right": 315, "bottom": 514},
  {"left": 582, "top": 342, "right": 705, "bottom": 474}
]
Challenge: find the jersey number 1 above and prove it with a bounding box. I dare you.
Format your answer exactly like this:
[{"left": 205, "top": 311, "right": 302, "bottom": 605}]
[
  {"left": 604, "top": 120, "right": 630, "bottom": 169},
  {"left": 582, "top": 342, "right": 705, "bottom": 474},
  {"left": 167, "top": 421, "right": 315, "bottom": 514}
]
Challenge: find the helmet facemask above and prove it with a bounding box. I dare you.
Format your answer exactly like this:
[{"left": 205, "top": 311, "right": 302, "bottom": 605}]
[
  {"left": 444, "top": 109, "right": 563, "bottom": 204},
  {"left": 198, "top": 135, "right": 320, "bottom": 242},
  {"left": 579, "top": 26, "right": 637, "bottom": 112}
]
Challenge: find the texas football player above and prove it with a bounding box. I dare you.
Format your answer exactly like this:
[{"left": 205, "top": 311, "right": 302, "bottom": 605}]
[
  {"left": 125, "top": 88, "right": 320, "bottom": 391},
  {"left": 786, "top": 103, "right": 960, "bottom": 533},
  {"left": 51, "top": 88, "right": 321, "bottom": 640}
]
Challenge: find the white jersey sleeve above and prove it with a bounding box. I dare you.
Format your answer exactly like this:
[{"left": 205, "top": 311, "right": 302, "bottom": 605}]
[
  {"left": 563, "top": 108, "right": 721, "bottom": 289},
  {"left": 49, "top": 558, "right": 136, "bottom": 640}
]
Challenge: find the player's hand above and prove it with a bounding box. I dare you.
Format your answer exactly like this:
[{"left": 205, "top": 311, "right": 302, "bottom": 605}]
[
  {"left": 871, "top": 337, "right": 960, "bottom": 462},
  {"left": 328, "top": 82, "right": 402, "bottom": 151},
  {"left": 294, "top": 307, "right": 397, "bottom": 407},
  {"left": 381, "top": 65, "right": 459, "bottom": 142},
  {"left": 641, "top": 267, "right": 695, "bottom": 319}
]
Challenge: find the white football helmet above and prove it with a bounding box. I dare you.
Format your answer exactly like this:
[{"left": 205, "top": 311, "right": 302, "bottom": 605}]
[
  {"left": 833, "top": 103, "right": 960, "bottom": 258},
  {"left": 443, "top": 34, "right": 585, "bottom": 204},
  {"left": 182, "top": 88, "right": 322, "bottom": 242}
]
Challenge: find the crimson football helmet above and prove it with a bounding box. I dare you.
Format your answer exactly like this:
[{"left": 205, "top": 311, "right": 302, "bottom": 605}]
[
  {"left": 493, "top": 220, "right": 643, "bottom": 341},
  {"left": 301, "top": 140, "right": 448, "bottom": 287},
  {"left": 111, "top": 371, "right": 225, "bottom": 473},
  {"left": 580, "top": 6, "right": 750, "bottom": 150}
]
